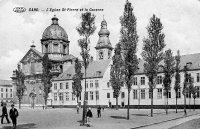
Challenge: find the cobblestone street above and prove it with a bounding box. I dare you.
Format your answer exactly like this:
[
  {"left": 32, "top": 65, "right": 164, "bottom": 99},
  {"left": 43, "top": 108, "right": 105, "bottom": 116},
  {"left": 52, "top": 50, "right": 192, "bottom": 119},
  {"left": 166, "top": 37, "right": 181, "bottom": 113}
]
[{"left": 1, "top": 108, "right": 200, "bottom": 129}]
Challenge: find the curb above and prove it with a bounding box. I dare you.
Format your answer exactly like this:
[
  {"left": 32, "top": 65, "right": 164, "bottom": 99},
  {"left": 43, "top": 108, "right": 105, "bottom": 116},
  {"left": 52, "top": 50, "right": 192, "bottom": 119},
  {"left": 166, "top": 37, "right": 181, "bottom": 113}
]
[{"left": 131, "top": 112, "right": 200, "bottom": 129}]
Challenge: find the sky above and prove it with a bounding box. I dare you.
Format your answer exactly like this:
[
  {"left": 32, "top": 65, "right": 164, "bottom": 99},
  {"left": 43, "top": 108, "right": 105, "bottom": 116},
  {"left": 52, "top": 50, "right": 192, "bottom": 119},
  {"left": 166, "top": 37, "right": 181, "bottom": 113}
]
[{"left": 0, "top": 0, "right": 200, "bottom": 80}]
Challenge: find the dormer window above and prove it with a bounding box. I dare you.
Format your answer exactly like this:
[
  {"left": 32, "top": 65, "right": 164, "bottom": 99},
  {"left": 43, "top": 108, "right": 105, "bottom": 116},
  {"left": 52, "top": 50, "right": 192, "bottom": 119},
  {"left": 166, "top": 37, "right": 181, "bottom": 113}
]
[
  {"left": 96, "top": 71, "right": 101, "bottom": 76},
  {"left": 67, "top": 74, "right": 71, "bottom": 77}
]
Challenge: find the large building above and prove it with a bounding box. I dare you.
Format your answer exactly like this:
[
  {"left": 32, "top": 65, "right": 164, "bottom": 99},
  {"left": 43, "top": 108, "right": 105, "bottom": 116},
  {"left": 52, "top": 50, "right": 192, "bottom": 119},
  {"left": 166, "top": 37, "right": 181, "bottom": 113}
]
[
  {"left": 0, "top": 80, "right": 13, "bottom": 103},
  {"left": 12, "top": 16, "right": 200, "bottom": 108}
]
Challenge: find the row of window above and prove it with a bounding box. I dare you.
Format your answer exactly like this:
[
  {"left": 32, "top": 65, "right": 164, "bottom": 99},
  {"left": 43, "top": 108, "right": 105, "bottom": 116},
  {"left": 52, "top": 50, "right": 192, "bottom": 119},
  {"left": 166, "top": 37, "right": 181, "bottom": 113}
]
[
  {"left": 109, "top": 86, "right": 200, "bottom": 100},
  {"left": 1, "top": 93, "right": 12, "bottom": 98},
  {"left": 54, "top": 80, "right": 99, "bottom": 90},
  {"left": 132, "top": 73, "right": 200, "bottom": 86},
  {"left": 53, "top": 91, "right": 99, "bottom": 101},
  {"left": 1, "top": 88, "right": 12, "bottom": 92}
]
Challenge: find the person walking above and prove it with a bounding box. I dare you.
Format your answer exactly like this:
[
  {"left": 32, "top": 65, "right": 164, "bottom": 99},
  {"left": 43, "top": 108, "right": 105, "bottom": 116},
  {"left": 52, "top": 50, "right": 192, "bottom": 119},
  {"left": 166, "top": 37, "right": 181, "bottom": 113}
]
[
  {"left": 9, "top": 104, "right": 18, "bottom": 129},
  {"left": 97, "top": 106, "right": 101, "bottom": 118},
  {"left": 1, "top": 103, "right": 10, "bottom": 124},
  {"left": 86, "top": 107, "right": 93, "bottom": 127},
  {"left": 76, "top": 105, "right": 79, "bottom": 114}
]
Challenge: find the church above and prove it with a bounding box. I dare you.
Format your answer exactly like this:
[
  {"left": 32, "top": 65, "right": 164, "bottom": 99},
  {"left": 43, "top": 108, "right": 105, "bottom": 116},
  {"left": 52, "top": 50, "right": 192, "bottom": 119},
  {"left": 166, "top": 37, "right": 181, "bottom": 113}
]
[{"left": 11, "top": 15, "right": 200, "bottom": 108}]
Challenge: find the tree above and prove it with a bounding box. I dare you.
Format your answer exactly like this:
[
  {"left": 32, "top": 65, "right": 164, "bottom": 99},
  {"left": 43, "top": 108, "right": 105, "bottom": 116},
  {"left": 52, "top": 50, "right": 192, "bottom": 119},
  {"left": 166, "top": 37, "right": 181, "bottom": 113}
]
[
  {"left": 183, "top": 65, "right": 189, "bottom": 115},
  {"left": 141, "top": 14, "right": 166, "bottom": 117},
  {"left": 15, "top": 64, "right": 26, "bottom": 109},
  {"left": 76, "top": 12, "right": 96, "bottom": 125},
  {"left": 174, "top": 50, "right": 181, "bottom": 113},
  {"left": 120, "top": 0, "right": 139, "bottom": 120},
  {"left": 41, "top": 53, "right": 52, "bottom": 109},
  {"left": 110, "top": 43, "right": 124, "bottom": 110},
  {"left": 188, "top": 75, "right": 194, "bottom": 111},
  {"left": 191, "top": 86, "right": 197, "bottom": 111},
  {"left": 162, "top": 49, "right": 175, "bottom": 114},
  {"left": 72, "top": 58, "right": 83, "bottom": 105}
]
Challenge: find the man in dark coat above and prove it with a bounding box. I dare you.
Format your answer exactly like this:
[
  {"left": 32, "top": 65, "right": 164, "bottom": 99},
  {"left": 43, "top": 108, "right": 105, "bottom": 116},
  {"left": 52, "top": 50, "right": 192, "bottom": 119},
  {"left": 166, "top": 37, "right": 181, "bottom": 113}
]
[
  {"left": 1, "top": 103, "right": 10, "bottom": 124},
  {"left": 97, "top": 106, "right": 101, "bottom": 118},
  {"left": 9, "top": 104, "right": 18, "bottom": 129},
  {"left": 86, "top": 107, "right": 93, "bottom": 126}
]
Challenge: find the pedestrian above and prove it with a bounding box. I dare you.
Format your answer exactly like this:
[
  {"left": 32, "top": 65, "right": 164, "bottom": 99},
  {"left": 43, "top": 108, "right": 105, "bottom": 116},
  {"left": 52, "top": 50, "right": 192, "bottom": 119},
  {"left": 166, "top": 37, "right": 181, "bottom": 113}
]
[
  {"left": 97, "top": 106, "right": 101, "bottom": 118},
  {"left": 76, "top": 105, "right": 79, "bottom": 114},
  {"left": 9, "top": 104, "right": 18, "bottom": 129},
  {"left": 86, "top": 107, "right": 93, "bottom": 127},
  {"left": 1, "top": 103, "right": 10, "bottom": 124}
]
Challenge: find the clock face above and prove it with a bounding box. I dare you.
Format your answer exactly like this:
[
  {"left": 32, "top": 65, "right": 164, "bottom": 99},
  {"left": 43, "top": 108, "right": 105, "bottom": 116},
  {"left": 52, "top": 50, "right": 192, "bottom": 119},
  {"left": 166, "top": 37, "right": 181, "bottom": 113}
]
[{"left": 99, "top": 51, "right": 104, "bottom": 59}]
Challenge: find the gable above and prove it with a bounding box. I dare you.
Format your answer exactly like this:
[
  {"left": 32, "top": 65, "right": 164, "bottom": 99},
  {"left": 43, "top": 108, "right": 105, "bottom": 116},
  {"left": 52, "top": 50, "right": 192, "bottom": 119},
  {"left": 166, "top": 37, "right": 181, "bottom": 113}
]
[{"left": 20, "top": 48, "right": 43, "bottom": 64}]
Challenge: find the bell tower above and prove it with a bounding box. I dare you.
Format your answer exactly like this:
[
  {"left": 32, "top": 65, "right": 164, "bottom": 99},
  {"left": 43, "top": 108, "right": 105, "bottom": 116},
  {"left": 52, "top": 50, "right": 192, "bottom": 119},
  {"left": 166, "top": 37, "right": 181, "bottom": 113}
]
[{"left": 95, "top": 16, "right": 113, "bottom": 61}]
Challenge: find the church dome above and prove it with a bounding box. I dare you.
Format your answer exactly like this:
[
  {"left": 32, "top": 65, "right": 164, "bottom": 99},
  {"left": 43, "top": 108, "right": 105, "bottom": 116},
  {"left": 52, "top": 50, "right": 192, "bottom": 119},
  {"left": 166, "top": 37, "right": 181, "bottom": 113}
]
[
  {"left": 42, "top": 15, "right": 68, "bottom": 42},
  {"left": 98, "top": 19, "right": 110, "bottom": 36}
]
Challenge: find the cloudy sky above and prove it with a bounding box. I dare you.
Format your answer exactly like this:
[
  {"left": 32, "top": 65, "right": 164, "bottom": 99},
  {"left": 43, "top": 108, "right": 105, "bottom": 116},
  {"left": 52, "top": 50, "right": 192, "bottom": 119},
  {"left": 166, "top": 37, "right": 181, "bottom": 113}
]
[{"left": 0, "top": 0, "right": 200, "bottom": 80}]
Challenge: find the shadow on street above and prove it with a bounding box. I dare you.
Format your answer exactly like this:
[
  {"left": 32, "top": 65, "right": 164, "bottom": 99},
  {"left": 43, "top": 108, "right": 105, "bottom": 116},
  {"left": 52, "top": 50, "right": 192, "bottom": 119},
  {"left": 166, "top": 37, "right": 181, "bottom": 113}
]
[
  {"left": 0, "top": 123, "right": 37, "bottom": 129},
  {"left": 110, "top": 116, "right": 127, "bottom": 119}
]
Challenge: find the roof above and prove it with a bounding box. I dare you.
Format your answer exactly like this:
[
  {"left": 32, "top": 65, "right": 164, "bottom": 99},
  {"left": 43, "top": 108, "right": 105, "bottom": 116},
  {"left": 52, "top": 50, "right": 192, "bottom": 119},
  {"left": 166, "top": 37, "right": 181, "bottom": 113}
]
[
  {"left": 53, "top": 59, "right": 111, "bottom": 81},
  {"left": 0, "top": 80, "right": 12, "bottom": 86},
  {"left": 137, "top": 53, "right": 200, "bottom": 74},
  {"left": 20, "top": 48, "right": 43, "bottom": 63}
]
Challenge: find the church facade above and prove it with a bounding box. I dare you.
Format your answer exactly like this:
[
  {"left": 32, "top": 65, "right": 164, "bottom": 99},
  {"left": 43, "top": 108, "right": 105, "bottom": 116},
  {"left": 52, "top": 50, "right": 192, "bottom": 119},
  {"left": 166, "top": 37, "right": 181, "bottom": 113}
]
[{"left": 12, "top": 16, "right": 200, "bottom": 108}]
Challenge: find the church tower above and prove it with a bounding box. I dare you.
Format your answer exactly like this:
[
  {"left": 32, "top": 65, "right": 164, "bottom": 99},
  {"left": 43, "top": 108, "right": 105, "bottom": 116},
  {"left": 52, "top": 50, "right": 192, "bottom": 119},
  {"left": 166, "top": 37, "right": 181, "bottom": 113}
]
[
  {"left": 95, "top": 17, "right": 113, "bottom": 61},
  {"left": 41, "top": 15, "right": 70, "bottom": 58}
]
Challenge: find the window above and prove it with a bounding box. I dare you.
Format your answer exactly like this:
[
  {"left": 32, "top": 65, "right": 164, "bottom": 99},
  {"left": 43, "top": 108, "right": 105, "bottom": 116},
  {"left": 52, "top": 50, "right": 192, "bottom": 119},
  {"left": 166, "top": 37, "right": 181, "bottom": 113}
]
[
  {"left": 133, "top": 90, "right": 137, "bottom": 99},
  {"left": 59, "top": 93, "right": 63, "bottom": 101},
  {"left": 1, "top": 88, "right": 3, "bottom": 92},
  {"left": 90, "top": 91, "right": 94, "bottom": 100},
  {"left": 157, "top": 76, "right": 162, "bottom": 84},
  {"left": 196, "top": 86, "right": 200, "bottom": 98},
  {"left": 133, "top": 77, "right": 137, "bottom": 85},
  {"left": 157, "top": 88, "right": 162, "bottom": 99},
  {"left": 107, "top": 82, "right": 110, "bottom": 88},
  {"left": 95, "top": 80, "right": 99, "bottom": 88},
  {"left": 54, "top": 93, "right": 57, "bottom": 101},
  {"left": 72, "top": 93, "right": 75, "bottom": 101},
  {"left": 54, "top": 83, "right": 57, "bottom": 90},
  {"left": 149, "top": 90, "right": 152, "bottom": 99},
  {"left": 10, "top": 89, "right": 12, "bottom": 92},
  {"left": 60, "top": 83, "right": 63, "bottom": 89},
  {"left": 86, "top": 92, "right": 88, "bottom": 100},
  {"left": 141, "top": 89, "right": 145, "bottom": 99},
  {"left": 53, "top": 43, "right": 59, "bottom": 53},
  {"left": 197, "top": 73, "right": 200, "bottom": 82},
  {"left": 96, "top": 91, "right": 99, "bottom": 100},
  {"left": 86, "top": 81, "right": 88, "bottom": 88},
  {"left": 141, "top": 77, "right": 145, "bottom": 85},
  {"left": 10, "top": 93, "right": 12, "bottom": 98},
  {"left": 177, "top": 88, "right": 181, "bottom": 98},
  {"left": 66, "top": 82, "right": 69, "bottom": 89},
  {"left": 121, "top": 92, "right": 125, "bottom": 98},
  {"left": 90, "top": 80, "right": 93, "bottom": 88},
  {"left": 66, "top": 92, "right": 69, "bottom": 101},
  {"left": 79, "top": 94, "right": 81, "bottom": 100},
  {"left": 1, "top": 93, "right": 3, "bottom": 98},
  {"left": 107, "top": 93, "right": 110, "bottom": 98},
  {"left": 167, "top": 90, "right": 171, "bottom": 98},
  {"left": 6, "top": 93, "right": 8, "bottom": 98},
  {"left": 6, "top": 88, "right": 8, "bottom": 92}
]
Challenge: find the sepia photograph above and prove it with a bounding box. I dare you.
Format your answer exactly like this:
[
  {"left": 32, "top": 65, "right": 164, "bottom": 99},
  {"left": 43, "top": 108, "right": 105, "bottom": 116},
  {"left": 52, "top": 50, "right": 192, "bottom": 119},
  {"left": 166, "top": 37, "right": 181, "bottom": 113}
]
[{"left": 0, "top": 0, "right": 200, "bottom": 128}]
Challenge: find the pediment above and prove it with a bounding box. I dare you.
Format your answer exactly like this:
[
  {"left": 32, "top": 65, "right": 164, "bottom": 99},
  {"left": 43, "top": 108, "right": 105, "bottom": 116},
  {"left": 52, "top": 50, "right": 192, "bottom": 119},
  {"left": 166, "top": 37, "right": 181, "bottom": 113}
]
[{"left": 20, "top": 49, "right": 42, "bottom": 64}]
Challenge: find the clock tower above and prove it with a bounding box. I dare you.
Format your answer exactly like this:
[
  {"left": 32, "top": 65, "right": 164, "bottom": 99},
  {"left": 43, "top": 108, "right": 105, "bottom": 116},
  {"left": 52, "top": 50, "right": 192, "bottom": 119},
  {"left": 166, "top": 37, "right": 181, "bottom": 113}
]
[{"left": 95, "top": 17, "right": 113, "bottom": 61}]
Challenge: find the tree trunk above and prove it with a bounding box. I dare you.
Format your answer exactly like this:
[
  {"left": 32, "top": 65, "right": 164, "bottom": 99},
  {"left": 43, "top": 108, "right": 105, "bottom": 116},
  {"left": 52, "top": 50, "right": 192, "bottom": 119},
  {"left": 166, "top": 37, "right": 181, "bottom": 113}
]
[
  {"left": 189, "top": 95, "right": 191, "bottom": 111},
  {"left": 45, "top": 99, "right": 47, "bottom": 109},
  {"left": 77, "top": 96, "right": 79, "bottom": 104},
  {"left": 175, "top": 95, "right": 178, "bottom": 113},
  {"left": 127, "top": 89, "right": 130, "bottom": 120},
  {"left": 151, "top": 89, "right": 153, "bottom": 117},
  {"left": 184, "top": 94, "right": 187, "bottom": 115},
  {"left": 116, "top": 97, "right": 118, "bottom": 110},
  {"left": 193, "top": 98, "right": 195, "bottom": 111},
  {"left": 82, "top": 68, "right": 87, "bottom": 125},
  {"left": 19, "top": 99, "right": 21, "bottom": 109},
  {"left": 166, "top": 95, "right": 168, "bottom": 115}
]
